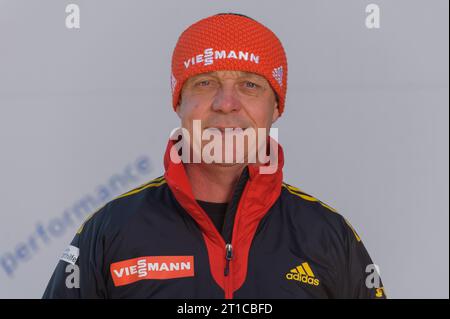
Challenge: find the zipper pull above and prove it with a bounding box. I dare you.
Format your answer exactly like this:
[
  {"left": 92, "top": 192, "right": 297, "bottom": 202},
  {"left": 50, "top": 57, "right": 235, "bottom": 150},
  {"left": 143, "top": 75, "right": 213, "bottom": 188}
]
[{"left": 224, "top": 243, "right": 233, "bottom": 276}]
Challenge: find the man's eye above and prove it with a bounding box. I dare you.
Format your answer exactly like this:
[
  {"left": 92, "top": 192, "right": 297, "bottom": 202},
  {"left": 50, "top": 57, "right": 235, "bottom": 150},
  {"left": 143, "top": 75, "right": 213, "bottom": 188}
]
[
  {"left": 245, "top": 81, "right": 259, "bottom": 89},
  {"left": 196, "top": 80, "right": 210, "bottom": 86}
]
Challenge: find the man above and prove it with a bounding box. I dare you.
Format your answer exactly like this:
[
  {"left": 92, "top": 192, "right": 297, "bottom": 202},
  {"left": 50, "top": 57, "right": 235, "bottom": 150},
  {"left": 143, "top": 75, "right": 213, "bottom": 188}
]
[{"left": 43, "top": 13, "right": 385, "bottom": 299}]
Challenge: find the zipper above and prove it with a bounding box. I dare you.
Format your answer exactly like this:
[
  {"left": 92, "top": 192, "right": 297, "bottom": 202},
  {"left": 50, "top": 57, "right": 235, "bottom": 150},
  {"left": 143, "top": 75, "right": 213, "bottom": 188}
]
[
  {"left": 224, "top": 243, "right": 233, "bottom": 299},
  {"left": 192, "top": 168, "right": 248, "bottom": 299},
  {"left": 223, "top": 168, "right": 250, "bottom": 299},
  {"left": 224, "top": 243, "right": 233, "bottom": 276}
]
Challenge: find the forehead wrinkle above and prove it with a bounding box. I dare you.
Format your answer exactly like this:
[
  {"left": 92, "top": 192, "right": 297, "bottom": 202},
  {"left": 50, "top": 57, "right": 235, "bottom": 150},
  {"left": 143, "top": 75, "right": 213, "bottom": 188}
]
[{"left": 190, "top": 70, "right": 264, "bottom": 80}]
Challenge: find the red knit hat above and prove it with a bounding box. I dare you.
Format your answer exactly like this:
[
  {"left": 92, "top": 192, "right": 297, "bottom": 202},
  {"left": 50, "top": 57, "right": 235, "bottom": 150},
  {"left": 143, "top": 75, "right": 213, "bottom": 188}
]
[{"left": 171, "top": 13, "right": 288, "bottom": 115}]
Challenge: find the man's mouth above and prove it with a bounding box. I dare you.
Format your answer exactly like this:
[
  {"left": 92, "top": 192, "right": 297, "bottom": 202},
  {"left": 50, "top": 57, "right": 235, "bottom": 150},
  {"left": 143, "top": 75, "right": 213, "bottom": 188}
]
[{"left": 204, "top": 127, "right": 248, "bottom": 132}]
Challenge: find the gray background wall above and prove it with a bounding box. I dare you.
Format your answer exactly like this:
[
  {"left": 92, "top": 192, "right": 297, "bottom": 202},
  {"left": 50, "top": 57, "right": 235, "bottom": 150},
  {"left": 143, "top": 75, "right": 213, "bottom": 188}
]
[{"left": 0, "top": 0, "right": 448, "bottom": 298}]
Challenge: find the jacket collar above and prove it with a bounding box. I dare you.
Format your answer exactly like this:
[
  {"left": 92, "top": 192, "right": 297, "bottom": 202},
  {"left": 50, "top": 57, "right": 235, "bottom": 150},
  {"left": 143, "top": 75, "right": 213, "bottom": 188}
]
[{"left": 163, "top": 135, "right": 284, "bottom": 244}]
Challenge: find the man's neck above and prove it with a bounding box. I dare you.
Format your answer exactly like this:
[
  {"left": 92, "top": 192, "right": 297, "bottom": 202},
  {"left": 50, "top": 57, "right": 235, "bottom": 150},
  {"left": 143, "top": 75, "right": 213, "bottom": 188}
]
[{"left": 184, "top": 163, "right": 246, "bottom": 203}]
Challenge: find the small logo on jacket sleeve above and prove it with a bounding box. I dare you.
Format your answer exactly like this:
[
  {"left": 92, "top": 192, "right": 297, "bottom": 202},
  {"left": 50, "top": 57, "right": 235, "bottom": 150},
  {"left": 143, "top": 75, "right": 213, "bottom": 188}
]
[
  {"left": 110, "top": 256, "right": 195, "bottom": 287},
  {"left": 60, "top": 245, "right": 80, "bottom": 265}
]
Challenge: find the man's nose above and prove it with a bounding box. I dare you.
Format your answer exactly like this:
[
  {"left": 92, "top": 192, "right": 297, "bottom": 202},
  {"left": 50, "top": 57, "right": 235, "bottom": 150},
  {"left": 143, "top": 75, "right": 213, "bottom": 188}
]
[{"left": 211, "top": 86, "right": 242, "bottom": 113}]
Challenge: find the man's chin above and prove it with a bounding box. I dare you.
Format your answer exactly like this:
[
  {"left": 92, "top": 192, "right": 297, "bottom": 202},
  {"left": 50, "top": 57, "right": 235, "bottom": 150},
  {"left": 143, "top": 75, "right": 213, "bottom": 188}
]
[{"left": 208, "top": 162, "right": 245, "bottom": 168}]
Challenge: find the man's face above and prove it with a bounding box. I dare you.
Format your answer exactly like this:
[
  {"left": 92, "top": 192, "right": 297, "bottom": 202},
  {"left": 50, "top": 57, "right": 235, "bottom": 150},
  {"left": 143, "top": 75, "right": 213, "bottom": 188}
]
[{"left": 175, "top": 70, "right": 279, "bottom": 165}]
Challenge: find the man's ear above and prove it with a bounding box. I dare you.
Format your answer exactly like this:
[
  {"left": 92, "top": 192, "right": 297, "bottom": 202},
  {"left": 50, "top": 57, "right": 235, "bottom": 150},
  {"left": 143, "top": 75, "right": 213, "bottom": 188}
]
[
  {"left": 271, "top": 101, "right": 280, "bottom": 124},
  {"left": 175, "top": 99, "right": 182, "bottom": 118}
]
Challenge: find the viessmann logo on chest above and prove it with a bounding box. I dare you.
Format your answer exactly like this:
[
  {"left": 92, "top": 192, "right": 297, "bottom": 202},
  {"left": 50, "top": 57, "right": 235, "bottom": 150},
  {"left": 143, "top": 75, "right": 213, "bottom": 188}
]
[{"left": 110, "top": 256, "right": 194, "bottom": 287}]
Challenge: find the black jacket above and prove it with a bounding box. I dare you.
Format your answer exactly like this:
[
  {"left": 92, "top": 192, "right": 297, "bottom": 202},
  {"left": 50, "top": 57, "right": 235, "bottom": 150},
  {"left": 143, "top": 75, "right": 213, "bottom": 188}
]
[{"left": 43, "top": 139, "right": 386, "bottom": 299}]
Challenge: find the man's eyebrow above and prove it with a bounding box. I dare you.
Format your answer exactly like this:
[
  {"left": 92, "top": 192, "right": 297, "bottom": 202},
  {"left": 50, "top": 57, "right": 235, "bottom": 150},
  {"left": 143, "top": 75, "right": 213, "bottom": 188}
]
[
  {"left": 188, "top": 72, "right": 217, "bottom": 81},
  {"left": 188, "top": 71, "right": 265, "bottom": 82},
  {"left": 239, "top": 73, "right": 264, "bottom": 80}
]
